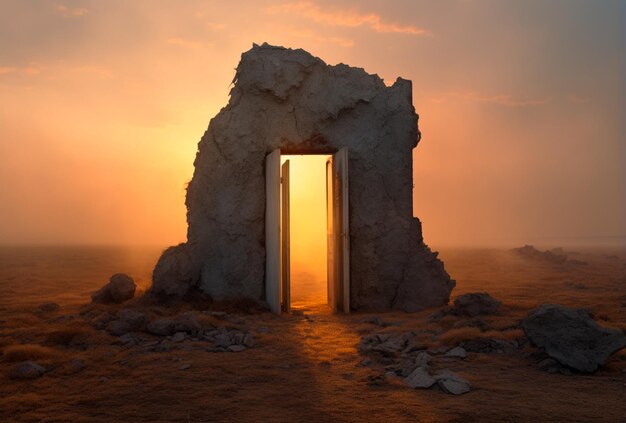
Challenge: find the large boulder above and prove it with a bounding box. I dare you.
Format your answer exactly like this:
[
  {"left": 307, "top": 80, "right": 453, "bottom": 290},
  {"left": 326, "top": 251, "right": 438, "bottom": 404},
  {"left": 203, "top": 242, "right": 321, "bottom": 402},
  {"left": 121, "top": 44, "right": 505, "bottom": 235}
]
[
  {"left": 147, "top": 43, "right": 455, "bottom": 310},
  {"left": 452, "top": 292, "right": 501, "bottom": 317},
  {"left": 522, "top": 304, "right": 626, "bottom": 372},
  {"left": 92, "top": 273, "right": 136, "bottom": 304},
  {"left": 150, "top": 243, "right": 198, "bottom": 298}
]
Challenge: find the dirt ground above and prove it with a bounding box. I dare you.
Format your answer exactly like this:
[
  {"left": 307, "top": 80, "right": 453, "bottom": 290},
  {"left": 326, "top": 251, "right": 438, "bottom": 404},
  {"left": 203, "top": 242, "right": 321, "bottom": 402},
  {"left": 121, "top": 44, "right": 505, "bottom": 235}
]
[{"left": 0, "top": 246, "right": 625, "bottom": 422}]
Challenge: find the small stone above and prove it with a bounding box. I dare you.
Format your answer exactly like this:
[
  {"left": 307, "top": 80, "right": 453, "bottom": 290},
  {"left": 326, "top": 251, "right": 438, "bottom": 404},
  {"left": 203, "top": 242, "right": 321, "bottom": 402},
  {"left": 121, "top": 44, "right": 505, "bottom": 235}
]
[
  {"left": 179, "top": 363, "right": 192, "bottom": 370},
  {"left": 228, "top": 345, "right": 246, "bottom": 352},
  {"left": 9, "top": 361, "right": 45, "bottom": 380},
  {"left": 147, "top": 319, "right": 177, "bottom": 336},
  {"left": 99, "top": 377, "right": 109, "bottom": 383},
  {"left": 107, "top": 320, "right": 131, "bottom": 336},
  {"left": 405, "top": 367, "right": 436, "bottom": 389},
  {"left": 257, "top": 326, "right": 271, "bottom": 334},
  {"left": 116, "top": 309, "right": 147, "bottom": 330},
  {"left": 119, "top": 334, "right": 136, "bottom": 345},
  {"left": 171, "top": 332, "right": 186, "bottom": 343},
  {"left": 414, "top": 351, "right": 433, "bottom": 368},
  {"left": 445, "top": 347, "right": 467, "bottom": 359},
  {"left": 428, "top": 346, "right": 449, "bottom": 355},
  {"left": 435, "top": 370, "right": 471, "bottom": 395},
  {"left": 243, "top": 333, "right": 255, "bottom": 348}
]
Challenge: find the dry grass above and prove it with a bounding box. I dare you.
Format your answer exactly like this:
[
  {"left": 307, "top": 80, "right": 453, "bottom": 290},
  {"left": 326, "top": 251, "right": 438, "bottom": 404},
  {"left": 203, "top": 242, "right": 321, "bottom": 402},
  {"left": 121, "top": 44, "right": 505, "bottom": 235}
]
[
  {"left": 45, "top": 325, "right": 93, "bottom": 346},
  {"left": 0, "top": 246, "right": 625, "bottom": 422},
  {"left": 2, "top": 344, "right": 58, "bottom": 362}
]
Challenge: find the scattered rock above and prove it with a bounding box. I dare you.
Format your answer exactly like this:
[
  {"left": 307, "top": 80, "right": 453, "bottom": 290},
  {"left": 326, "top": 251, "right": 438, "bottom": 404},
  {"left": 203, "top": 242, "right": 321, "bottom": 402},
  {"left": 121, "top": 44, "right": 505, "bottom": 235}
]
[
  {"left": 428, "top": 346, "right": 450, "bottom": 355},
  {"left": 242, "top": 333, "right": 255, "bottom": 348},
  {"left": 146, "top": 314, "right": 201, "bottom": 337},
  {"left": 435, "top": 370, "right": 471, "bottom": 395},
  {"left": 537, "top": 357, "right": 571, "bottom": 375},
  {"left": 117, "top": 309, "right": 147, "bottom": 330},
  {"left": 460, "top": 338, "right": 517, "bottom": 354},
  {"left": 414, "top": 351, "right": 432, "bottom": 368},
  {"left": 452, "top": 292, "right": 501, "bottom": 317},
  {"left": 91, "top": 313, "right": 114, "bottom": 330},
  {"left": 359, "top": 332, "right": 418, "bottom": 356},
  {"left": 445, "top": 347, "right": 467, "bottom": 359},
  {"left": 92, "top": 273, "right": 136, "bottom": 304},
  {"left": 228, "top": 345, "right": 246, "bottom": 353},
  {"left": 119, "top": 334, "right": 136, "bottom": 345},
  {"left": 512, "top": 245, "right": 567, "bottom": 264},
  {"left": 405, "top": 367, "right": 436, "bottom": 389},
  {"left": 523, "top": 304, "right": 626, "bottom": 372},
  {"left": 107, "top": 320, "right": 131, "bottom": 336},
  {"left": 147, "top": 318, "right": 176, "bottom": 336},
  {"left": 37, "top": 302, "right": 60, "bottom": 313},
  {"left": 179, "top": 363, "right": 192, "bottom": 370},
  {"left": 171, "top": 332, "right": 186, "bottom": 343},
  {"left": 68, "top": 358, "right": 86, "bottom": 373},
  {"left": 9, "top": 361, "right": 46, "bottom": 380}
]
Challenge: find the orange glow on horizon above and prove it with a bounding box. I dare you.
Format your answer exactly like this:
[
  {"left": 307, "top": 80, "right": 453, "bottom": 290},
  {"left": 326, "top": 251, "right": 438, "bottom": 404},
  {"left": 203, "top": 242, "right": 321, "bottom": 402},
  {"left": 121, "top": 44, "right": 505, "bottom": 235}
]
[
  {"left": 0, "top": 1, "right": 624, "bottom": 248},
  {"left": 281, "top": 155, "right": 329, "bottom": 307}
]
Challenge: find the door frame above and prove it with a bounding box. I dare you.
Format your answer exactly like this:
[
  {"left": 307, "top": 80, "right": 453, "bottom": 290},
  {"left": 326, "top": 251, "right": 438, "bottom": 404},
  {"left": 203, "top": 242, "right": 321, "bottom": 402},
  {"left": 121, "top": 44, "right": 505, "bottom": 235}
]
[{"left": 265, "top": 149, "right": 350, "bottom": 314}]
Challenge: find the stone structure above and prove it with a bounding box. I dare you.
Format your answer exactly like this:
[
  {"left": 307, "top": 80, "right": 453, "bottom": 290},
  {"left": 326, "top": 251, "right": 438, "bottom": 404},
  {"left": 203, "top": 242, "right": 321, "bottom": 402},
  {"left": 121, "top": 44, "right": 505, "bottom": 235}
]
[{"left": 150, "top": 43, "right": 454, "bottom": 311}]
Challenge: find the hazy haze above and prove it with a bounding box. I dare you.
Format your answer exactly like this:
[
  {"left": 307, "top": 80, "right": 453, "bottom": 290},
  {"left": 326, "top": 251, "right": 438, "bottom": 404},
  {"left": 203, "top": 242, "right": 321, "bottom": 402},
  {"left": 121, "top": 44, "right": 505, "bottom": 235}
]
[{"left": 0, "top": 0, "right": 624, "bottom": 247}]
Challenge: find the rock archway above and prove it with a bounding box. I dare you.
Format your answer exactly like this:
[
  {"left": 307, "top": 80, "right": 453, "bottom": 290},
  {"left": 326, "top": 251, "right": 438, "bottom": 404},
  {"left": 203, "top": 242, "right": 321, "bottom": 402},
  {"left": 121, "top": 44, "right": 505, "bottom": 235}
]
[{"left": 150, "top": 43, "right": 455, "bottom": 312}]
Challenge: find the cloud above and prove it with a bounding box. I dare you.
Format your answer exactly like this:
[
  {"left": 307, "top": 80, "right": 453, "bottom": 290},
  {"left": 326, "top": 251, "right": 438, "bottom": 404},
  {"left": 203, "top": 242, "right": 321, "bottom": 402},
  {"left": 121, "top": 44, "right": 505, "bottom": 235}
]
[
  {"left": 430, "top": 91, "right": 549, "bottom": 107},
  {"left": 268, "top": 1, "right": 430, "bottom": 36},
  {"left": 0, "top": 66, "right": 17, "bottom": 75},
  {"left": 280, "top": 27, "right": 354, "bottom": 47},
  {"left": 0, "top": 63, "right": 112, "bottom": 80},
  {"left": 0, "top": 64, "right": 46, "bottom": 78},
  {"left": 166, "top": 37, "right": 203, "bottom": 49},
  {"left": 206, "top": 22, "right": 226, "bottom": 31},
  {"left": 56, "top": 4, "right": 89, "bottom": 17}
]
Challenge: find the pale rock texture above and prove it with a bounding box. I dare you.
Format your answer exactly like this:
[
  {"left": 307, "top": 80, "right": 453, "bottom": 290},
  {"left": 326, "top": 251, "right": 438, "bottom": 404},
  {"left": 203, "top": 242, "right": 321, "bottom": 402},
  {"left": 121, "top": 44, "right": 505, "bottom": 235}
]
[{"left": 150, "top": 43, "right": 454, "bottom": 311}]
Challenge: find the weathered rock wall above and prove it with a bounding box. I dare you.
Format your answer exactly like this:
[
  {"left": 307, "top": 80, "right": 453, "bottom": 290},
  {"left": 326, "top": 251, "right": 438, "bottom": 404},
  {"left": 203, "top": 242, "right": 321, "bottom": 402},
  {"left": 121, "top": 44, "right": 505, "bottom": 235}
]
[{"left": 150, "top": 43, "right": 455, "bottom": 311}]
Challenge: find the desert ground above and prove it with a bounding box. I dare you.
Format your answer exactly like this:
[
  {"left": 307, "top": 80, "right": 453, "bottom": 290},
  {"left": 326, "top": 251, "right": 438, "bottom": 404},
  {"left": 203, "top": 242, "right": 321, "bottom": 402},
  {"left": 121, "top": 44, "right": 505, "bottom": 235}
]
[{"left": 0, "top": 245, "right": 625, "bottom": 422}]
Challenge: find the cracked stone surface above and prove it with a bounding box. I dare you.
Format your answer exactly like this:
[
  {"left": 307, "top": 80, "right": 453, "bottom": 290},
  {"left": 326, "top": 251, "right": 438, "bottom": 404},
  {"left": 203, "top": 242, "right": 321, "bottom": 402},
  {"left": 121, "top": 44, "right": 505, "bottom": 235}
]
[{"left": 150, "top": 43, "right": 455, "bottom": 311}]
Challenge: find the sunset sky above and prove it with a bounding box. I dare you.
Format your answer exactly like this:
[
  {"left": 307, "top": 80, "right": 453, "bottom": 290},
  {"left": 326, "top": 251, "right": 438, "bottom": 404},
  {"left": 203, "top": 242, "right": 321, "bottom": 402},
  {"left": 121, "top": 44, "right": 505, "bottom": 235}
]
[{"left": 0, "top": 0, "right": 624, "bottom": 247}]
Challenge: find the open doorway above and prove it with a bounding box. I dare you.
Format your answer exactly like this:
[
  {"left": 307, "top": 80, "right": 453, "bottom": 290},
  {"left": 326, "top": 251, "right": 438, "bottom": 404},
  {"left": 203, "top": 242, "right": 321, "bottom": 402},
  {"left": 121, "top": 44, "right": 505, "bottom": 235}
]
[
  {"left": 280, "top": 155, "right": 329, "bottom": 310},
  {"left": 266, "top": 149, "right": 350, "bottom": 315}
]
